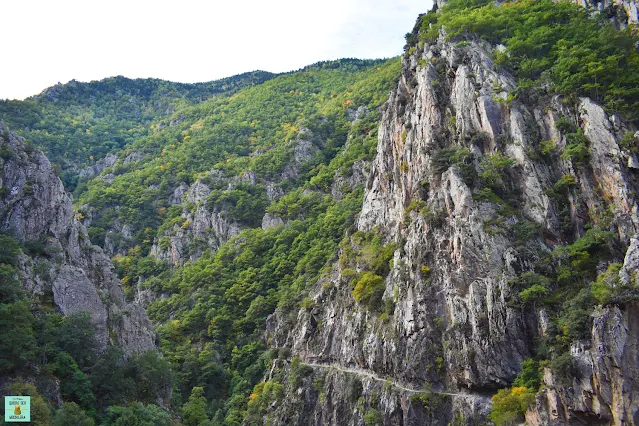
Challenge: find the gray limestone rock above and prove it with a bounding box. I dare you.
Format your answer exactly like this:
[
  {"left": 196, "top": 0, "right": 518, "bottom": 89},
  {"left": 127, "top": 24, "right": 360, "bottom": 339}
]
[
  {"left": 0, "top": 122, "right": 156, "bottom": 356},
  {"left": 150, "top": 178, "right": 241, "bottom": 266},
  {"left": 78, "top": 154, "right": 117, "bottom": 180},
  {"left": 261, "top": 23, "right": 639, "bottom": 426}
]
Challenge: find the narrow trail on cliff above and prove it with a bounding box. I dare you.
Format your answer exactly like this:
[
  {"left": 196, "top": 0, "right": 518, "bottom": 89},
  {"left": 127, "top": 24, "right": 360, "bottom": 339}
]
[{"left": 301, "top": 361, "right": 482, "bottom": 399}]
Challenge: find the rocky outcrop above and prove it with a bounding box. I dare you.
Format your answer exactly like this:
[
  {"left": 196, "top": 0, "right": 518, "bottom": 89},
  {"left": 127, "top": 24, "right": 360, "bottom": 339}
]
[
  {"left": 150, "top": 179, "right": 242, "bottom": 266},
  {"left": 262, "top": 25, "right": 639, "bottom": 426},
  {"left": 527, "top": 302, "right": 639, "bottom": 425},
  {"left": 526, "top": 235, "right": 639, "bottom": 425},
  {"left": 150, "top": 128, "right": 326, "bottom": 266},
  {"left": 0, "top": 122, "right": 156, "bottom": 356},
  {"left": 78, "top": 154, "right": 117, "bottom": 180},
  {"left": 573, "top": 0, "right": 639, "bottom": 27}
]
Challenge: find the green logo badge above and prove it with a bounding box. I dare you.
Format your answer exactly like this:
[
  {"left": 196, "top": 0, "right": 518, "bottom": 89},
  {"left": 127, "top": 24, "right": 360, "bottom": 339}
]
[{"left": 4, "top": 396, "right": 30, "bottom": 422}]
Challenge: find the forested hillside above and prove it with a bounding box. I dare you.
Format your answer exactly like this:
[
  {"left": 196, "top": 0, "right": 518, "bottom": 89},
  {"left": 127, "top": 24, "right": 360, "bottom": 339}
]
[
  {"left": 84, "top": 58, "right": 402, "bottom": 424},
  {"left": 75, "top": 58, "right": 399, "bottom": 262},
  {"left": 0, "top": 71, "right": 274, "bottom": 190},
  {"left": 0, "top": 58, "right": 402, "bottom": 425},
  {"left": 0, "top": 123, "right": 169, "bottom": 425},
  {"left": 2, "top": 0, "right": 639, "bottom": 424}
]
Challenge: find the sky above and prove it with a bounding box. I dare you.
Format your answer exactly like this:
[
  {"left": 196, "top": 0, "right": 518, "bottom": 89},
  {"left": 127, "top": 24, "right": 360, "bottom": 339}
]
[{"left": 1, "top": 0, "right": 431, "bottom": 100}]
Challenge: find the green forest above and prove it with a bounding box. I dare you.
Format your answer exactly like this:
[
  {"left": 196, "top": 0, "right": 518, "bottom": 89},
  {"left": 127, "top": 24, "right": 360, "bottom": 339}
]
[
  {"left": 0, "top": 57, "right": 402, "bottom": 425},
  {"left": 1, "top": 0, "right": 639, "bottom": 424},
  {"left": 0, "top": 232, "right": 173, "bottom": 426},
  {"left": 0, "top": 72, "right": 274, "bottom": 191}
]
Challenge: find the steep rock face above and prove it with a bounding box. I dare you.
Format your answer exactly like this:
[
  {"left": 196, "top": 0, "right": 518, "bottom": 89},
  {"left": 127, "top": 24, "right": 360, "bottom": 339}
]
[
  {"left": 150, "top": 179, "right": 242, "bottom": 266},
  {"left": 527, "top": 302, "right": 639, "bottom": 425},
  {"left": 263, "top": 29, "right": 639, "bottom": 425},
  {"left": 573, "top": 0, "right": 639, "bottom": 27},
  {"left": 527, "top": 233, "right": 639, "bottom": 425},
  {"left": 78, "top": 154, "right": 118, "bottom": 180},
  {"left": 0, "top": 122, "right": 156, "bottom": 356}
]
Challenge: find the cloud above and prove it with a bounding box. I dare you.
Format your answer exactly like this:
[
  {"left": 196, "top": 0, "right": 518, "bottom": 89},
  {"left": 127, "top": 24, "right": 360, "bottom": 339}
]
[{"left": 0, "top": 0, "right": 430, "bottom": 100}]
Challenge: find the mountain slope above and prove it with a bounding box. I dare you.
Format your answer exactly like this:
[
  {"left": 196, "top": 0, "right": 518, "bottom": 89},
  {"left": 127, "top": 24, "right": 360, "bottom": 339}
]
[
  {"left": 1, "top": 1, "right": 638, "bottom": 423},
  {"left": 132, "top": 58, "right": 402, "bottom": 424},
  {"left": 2, "top": 58, "right": 404, "bottom": 424},
  {"left": 0, "top": 122, "right": 173, "bottom": 421},
  {"left": 76, "top": 59, "right": 397, "bottom": 260},
  {"left": 0, "top": 122, "right": 156, "bottom": 354},
  {"left": 253, "top": 1, "right": 639, "bottom": 425},
  {"left": 0, "top": 72, "right": 274, "bottom": 190}
]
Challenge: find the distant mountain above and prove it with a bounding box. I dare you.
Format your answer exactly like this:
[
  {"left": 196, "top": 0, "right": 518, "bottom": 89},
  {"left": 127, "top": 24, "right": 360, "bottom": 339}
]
[{"left": 0, "top": 71, "right": 275, "bottom": 190}]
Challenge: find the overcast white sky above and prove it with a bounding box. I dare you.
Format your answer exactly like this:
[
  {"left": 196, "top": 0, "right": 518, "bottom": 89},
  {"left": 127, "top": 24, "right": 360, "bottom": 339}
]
[{"left": 1, "top": 0, "right": 431, "bottom": 100}]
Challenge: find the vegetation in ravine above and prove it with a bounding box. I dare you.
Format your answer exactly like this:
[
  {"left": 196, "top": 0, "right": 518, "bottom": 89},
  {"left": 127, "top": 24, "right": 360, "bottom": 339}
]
[
  {"left": 76, "top": 59, "right": 397, "bottom": 257},
  {"left": 0, "top": 233, "right": 174, "bottom": 425},
  {"left": 5, "top": 0, "right": 639, "bottom": 422},
  {"left": 2, "top": 58, "right": 401, "bottom": 425},
  {"left": 87, "top": 58, "right": 401, "bottom": 424}
]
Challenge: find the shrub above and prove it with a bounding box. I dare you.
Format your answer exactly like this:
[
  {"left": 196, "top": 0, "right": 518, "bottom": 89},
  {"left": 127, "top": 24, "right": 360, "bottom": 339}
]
[
  {"left": 370, "top": 242, "right": 398, "bottom": 277},
  {"left": 619, "top": 132, "right": 639, "bottom": 153},
  {"left": 24, "top": 239, "right": 47, "bottom": 257},
  {"left": 561, "top": 130, "right": 590, "bottom": 164},
  {"left": 0, "top": 145, "right": 13, "bottom": 160},
  {"left": 431, "top": 146, "right": 472, "bottom": 173},
  {"left": 554, "top": 227, "right": 615, "bottom": 283},
  {"left": 430, "top": 146, "right": 476, "bottom": 186},
  {"left": 539, "top": 140, "right": 556, "bottom": 156},
  {"left": 54, "top": 402, "right": 95, "bottom": 426},
  {"left": 480, "top": 152, "right": 515, "bottom": 189},
  {"left": 364, "top": 409, "right": 383, "bottom": 426},
  {"left": 289, "top": 356, "right": 312, "bottom": 389},
  {"left": 590, "top": 262, "right": 623, "bottom": 304},
  {"left": 206, "top": 183, "right": 269, "bottom": 227},
  {"left": 513, "top": 358, "right": 541, "bottom": 389},
  {"left": 557, "top": 288, "right": 596, "bottom": 343},
  {"left": 50, "top": 352, "right": 96, "bottom": 410},
  {"left": 550, "top": 352, "right": 576, "bottom": 385},
  {"left": 489, "top": 386, "right": 536, "bottom": 426},
  {"left": 519, "top": 285, "right": 549, "bottom": 304},
  {"left": 554, "top": 174, "right": 577, "bottom": 189},
  {"left": 102, "top": 402, "right": 172, "bottom": 426},
  {"left": 0, "top": 234, "right": 21, "bottom": 266},
  {"left": 246, "top": 380, "right": 284, "bottom": 422},
  {"left": 404, "top": 200, "right": 427, "bottom": 226},
  {"left": 182, "top": 386, "right": 209, "bottom": 426},
  {"left": 352, "top": 272, "right": 385, "bottom": 310},
  {"left": 87, "top": 227, "right": 106, "bottom": 246},
  {"left": 555, "top": 117, "right": 577, "bottom": 134}
]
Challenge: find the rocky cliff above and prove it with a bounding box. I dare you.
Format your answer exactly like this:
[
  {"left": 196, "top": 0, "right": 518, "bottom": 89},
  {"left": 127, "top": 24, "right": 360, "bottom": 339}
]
[
  {"left": 148, "top": 130, "right": 322, "bottom": 266},
  {"left": 0, "top": 122, "right": 156, "bottom": 356},
  {"left": 259, "top": 14, "right": 639, "bottom": 426},
  {"left": 573, "top": 0, "right": 638, "bottom": 27},
  {"left": 148, "top": 177, "right": 243, "bottom": 266}
]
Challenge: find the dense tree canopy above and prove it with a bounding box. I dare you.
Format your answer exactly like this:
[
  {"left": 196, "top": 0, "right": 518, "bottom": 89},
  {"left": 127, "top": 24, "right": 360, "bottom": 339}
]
[{"left": 419, "top": 0, "right": 639, "bottom": 124}]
